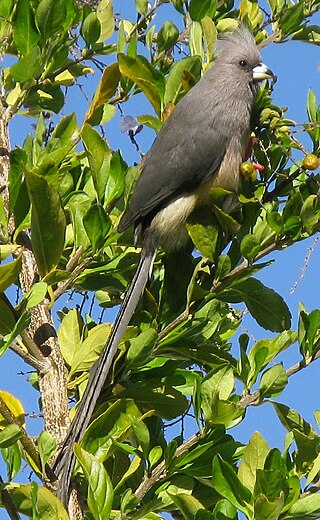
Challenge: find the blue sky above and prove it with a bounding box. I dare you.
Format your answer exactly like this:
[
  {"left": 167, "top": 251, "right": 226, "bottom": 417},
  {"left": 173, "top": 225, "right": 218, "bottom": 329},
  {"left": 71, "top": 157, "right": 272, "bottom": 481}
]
[{"left": 2, "top": 0, "right": 320, "bottom": 515}]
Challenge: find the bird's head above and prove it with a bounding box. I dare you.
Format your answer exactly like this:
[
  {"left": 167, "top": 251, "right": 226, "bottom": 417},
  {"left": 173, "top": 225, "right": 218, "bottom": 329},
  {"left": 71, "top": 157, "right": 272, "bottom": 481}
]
[{"left": 217, "top": 25, "right": 276, "bottom": 92}]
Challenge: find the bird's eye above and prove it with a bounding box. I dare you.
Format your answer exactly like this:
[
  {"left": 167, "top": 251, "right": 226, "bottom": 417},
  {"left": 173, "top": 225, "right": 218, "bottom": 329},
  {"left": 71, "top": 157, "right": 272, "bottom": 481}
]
[{"left": 239, "top": 59, "right": 248, "bottom": 68}]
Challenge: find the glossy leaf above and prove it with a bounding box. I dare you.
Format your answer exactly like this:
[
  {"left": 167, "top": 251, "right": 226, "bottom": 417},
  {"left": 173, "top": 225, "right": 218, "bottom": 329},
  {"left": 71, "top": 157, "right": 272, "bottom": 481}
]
[
  {"left": 96, "top": 0, "right": 114, "bottom": 42},
  {"left": 85, "top": 63, "right": 120, "bottom": 125},
  {"left": 238, "top": 432, "right": 270, "bottom": 492},
  {"left": 35, "top": 0, "right": 66, "bottom": 39},
  {"left": 25, "top": 171, "right": 66, "bottom": 277},
  {"left": 69, "top": 324, "right": 110, "bottom": 377},
  {"left": 212, "top": 455, "right": 252, "bottom": 512},
  {"left": 37, "top": 431, "right": 56, "bottom": 471},
  {"left": 74, "top": 444, "right": 114, "bottom": 520},
  {"left": 83, "top": 203, "right": 111, "bottom": 252},
  {"left": 12, "top": 0, "right": 40, "bottom": 56},
  {"left": 0, "top": 424, "right": 22, "bottom": 448},
  {"left": 157, "top": 21, "right": 179, "bottom": 52},
  {"left": 0, "top": 255, "right": 22, "bottom": 292},
  {"left": 259, "top": 363, "right": 288, "bottom": 399},
  {"left": 7, "top": 484, "right": 69, "bottom": 519}
]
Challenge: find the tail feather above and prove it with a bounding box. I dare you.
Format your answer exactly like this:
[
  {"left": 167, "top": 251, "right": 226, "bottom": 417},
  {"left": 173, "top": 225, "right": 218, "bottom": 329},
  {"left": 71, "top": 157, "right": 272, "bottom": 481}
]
[{"left": 53, "top": 246, "right": 157, "bottom": 505}]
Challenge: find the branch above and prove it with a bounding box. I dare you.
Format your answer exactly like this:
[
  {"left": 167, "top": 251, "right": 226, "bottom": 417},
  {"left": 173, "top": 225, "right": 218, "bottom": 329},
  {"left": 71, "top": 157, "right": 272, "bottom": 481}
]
[
  {"left": 0, "top": 475, "right": 22, "bottom": 520},
  {"left": 9, "top": 341, "right": 50, "bottom": 373},
  {"left": 135, "top": 433, "right": 200, "bottom": 500},
  {"left": 53, "top": 255, "right": 93, "bottom": 300},
  {"left": 0, "top": 396, "right": 40, "bottom": 471}
]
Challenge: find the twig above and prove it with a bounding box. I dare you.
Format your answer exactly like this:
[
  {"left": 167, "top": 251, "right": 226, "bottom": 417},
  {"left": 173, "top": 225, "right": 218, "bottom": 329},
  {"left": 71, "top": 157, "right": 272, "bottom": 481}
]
[
  {"left": 0, "top": 396, "right": 40, "bottom": 471},
  {"left": 290, "top": 236, "right": 319, "bottom": 294},
  {"left": 54, "top": 256, "right": 93, "bottom": 300},
  {"left": 135, "top": 433, "right": 200, "bottom": 500},
  {"left": 0, "top": 474, "right": 22, "bottom": 520}
]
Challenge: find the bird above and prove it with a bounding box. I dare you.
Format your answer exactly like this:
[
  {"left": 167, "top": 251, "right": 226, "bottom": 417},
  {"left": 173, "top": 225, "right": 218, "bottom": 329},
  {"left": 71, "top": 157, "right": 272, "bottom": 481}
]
[{"left": 53, "top": 24, "right": 276, "bottom": 506}]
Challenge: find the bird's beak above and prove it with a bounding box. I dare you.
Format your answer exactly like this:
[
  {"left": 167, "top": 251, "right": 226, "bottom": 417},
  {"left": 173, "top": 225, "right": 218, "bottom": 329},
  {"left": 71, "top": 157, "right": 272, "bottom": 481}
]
[{"left": 253, "top": 62, "right": 277, "bottom": 83}]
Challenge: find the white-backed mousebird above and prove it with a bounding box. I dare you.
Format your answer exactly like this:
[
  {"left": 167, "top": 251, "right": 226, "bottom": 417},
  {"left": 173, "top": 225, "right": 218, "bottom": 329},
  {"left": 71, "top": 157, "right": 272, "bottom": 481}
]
[{"left": 54, "top": 25, "right": 276, "bottom": 505}]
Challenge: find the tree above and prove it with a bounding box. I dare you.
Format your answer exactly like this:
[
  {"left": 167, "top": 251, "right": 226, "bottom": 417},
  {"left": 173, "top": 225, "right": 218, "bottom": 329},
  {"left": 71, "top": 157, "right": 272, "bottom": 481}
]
[{"left": 1, "top": 0, "right": 320, "bottom": 518}]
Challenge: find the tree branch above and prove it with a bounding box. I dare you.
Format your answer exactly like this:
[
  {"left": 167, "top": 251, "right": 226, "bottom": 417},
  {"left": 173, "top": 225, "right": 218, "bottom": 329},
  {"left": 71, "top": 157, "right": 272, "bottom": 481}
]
[{"left": 0, "top": 475, "right": 22, "bottom": 520}]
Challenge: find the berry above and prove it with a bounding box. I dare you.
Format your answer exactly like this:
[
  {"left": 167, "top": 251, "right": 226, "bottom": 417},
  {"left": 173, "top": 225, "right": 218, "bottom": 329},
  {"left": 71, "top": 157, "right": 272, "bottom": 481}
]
[
  {"left": 303, "top": 154, "right": 319, "bottom": 171},
  {"left": 240, "top": 162, "right": 257, "bottom": 181}
]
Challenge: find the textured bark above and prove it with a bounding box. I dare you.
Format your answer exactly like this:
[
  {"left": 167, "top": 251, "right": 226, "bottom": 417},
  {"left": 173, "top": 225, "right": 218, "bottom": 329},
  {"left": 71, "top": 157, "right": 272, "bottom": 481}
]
[{"left": 0, "top": 102, "right": 82, "bottom": 518}]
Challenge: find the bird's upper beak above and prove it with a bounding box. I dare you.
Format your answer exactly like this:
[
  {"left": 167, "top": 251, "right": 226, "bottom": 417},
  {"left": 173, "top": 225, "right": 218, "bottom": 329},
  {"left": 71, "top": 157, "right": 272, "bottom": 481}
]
[{"left": 253, "top": 62, "right": 277, "bottom": 83}]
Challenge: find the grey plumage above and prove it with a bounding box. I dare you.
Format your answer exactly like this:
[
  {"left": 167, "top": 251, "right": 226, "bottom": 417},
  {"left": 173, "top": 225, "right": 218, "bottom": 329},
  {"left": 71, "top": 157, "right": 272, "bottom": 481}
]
[{"left": 53, "top": 25, "right": 275, "bottom": 506}]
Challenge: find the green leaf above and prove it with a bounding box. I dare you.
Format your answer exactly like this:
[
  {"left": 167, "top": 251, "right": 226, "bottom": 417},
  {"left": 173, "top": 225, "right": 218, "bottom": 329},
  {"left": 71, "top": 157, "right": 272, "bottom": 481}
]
[
  {"left": 136, "top": 0, "right": 148, "bottom": 15},
  {"left": 0, "top": 255, "right": 22, "bottom": 292},
  {"left": 69, "top": 324, "right": 110, "bottom": 377},
  {"left": 2, "top": 442, "right": 22, "bottom": 481},
  {"left": 212, "top": 455, "right": 252, "bottom": 512},
  {"left": 81, "top": 12, "right": 101, "bottom": 46},
  {"left": 118, "top": 53, "right": 165, "bottom": 116},
  {"left": 25, "top": 171, "right": 66, "bottom": 277},
  {"left": 189, "top": 0, "right": 216, "bottom": 21},
  {"left": 164, "top": 56, "right": 201, "bottom": 106},
  {"left": 126, "top": 329, "right": 158, "bottom": 369},
  {"left": 186, "top": 207, "right": 219, "bottom": 262},
  {"left": 259, "top": 363, "right": 288, "bottom": 399},
  {"left": 219, "top": 278, "right": 291, "bottom": 332},
  {"left": 284, "top": 493, "right": 320, "bottom": 520},
  {"left": 37, "top": 431, "right": 56, "bottom": 471},
  {"left": 201, "top": 16, "right": 217, "bottom": 63},
  {"left": 0, "top": 424, "right": 22, "bottom": 448},
  {"left": 167, "top": 491, "right": 205, "bottom": 519},
  {"left": 81, "top": 124, "right": 112, "bottom": 202},
  {"left": 254, "top": 492, "right": 285, "bottom": 520},
  {"left": 266, "top": 211, "right": 283, "bottom": 234},
  {"left": 240, "top": 234, "right": 261, "bottom": 260},
  {"left": 24, "top": 282, "right": 48, "bottom": 309},
  {"left": 272, "top": 402, "right": 317, "bottom": 437},
  {"left": 58, "top": 309, "right": 83, "bottom": 367},
  {"left": 137, "top": 114, "right": 162, "bottom": 132},
  {"left": 74, "top": 444, "right": 114, "bottom": 520},
  {"left": 157, "top": 21, "right": 179, "bottom": 52},
  {"left": 8, "top": 484, "right": 69, "bottom": 519},
  {"left": 10, "top": 46, "right": 41, "bottom": 83},
  {"left": 238, "top": 432, "right": 270, "bottom": 492},
  {"left": 82, "top": 399, "right": 143, "bottom": 461},
  {"left": 83, "top": 204, "right": 111, "bottom": 252},
  {"left": 0, "top": 296, "right": 16, "bottom": 336},
  {"left": 0, "top": 312, "right": 31, "bottom": 358},
  {"left": 85, "top": 63, "right": 120, "bottom": 125},
  {"left": 132, "top": 419, "right": 150, "bottom": 457},
  {"left": 189, "top": 21, "right": 204, "bottom": 59},
  {"left": 104, "top": 150, "right": 125, "bottom": 207},
  {"left": 214, "top": 255, "right": 231, "bottom": 282},
  {"left": 35, "top": 0, "right": 66, "bottom": 39},
  {"left": 96, "top": 0, "right": 114, "bottom": 42},
  {"left": 12, "top": 0, "right": 40, "bottom": 56}
]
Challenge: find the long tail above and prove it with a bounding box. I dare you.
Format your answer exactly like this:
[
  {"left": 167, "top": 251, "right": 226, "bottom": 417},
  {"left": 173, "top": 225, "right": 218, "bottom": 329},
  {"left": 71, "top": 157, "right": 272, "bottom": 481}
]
[{"left": 53, "top": 246, "right": 157, "bottom": 505}]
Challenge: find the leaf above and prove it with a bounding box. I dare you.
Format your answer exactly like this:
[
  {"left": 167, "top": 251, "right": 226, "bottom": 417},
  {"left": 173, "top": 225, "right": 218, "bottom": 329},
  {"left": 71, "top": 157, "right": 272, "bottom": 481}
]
[
  {"left": 164, "top": 56, "right": 201, "bottom": 105},
  {"left": 0, "top": 255, "right": 22, "bottom": 292},
  {"left": 254, "top": 492, "right": 285, "bottom": 520},
  {"left": 2, "top": 442, "right": 22, "bottom": 481},
  {"left": 85, "top": 63, "right": 120, "bottom": 125},
  {"left": 74, "top": 444, "right": 114, "bottom": 520},
  {"left": 259, "top": 363, "right": 288, "bottom": 399},
  {"left": 212, "top": 455, "right": 252, "bottom": 512},
  {"left": 104, "top": 150, "right": 125, "bottom": 206},
  {"left": 83, "top": 204, "right": 111, "bottom": 252},
  {"left": 157, "top": 21, "right": 179, "bottom": 52},
  {"left": 37, "top": 431, "right": 56, "bottom": 470},
  {"left": 0, "top": 424, "right": 22, "bottom": 448},
  {"left": 81, "top": 12, "right": 101, "bottom": 46},
  {"left": 12, "top": 0, "right": 40, "bottom": 56},
  {"left": 240, "top": 234, "right": 261, "bottom": 260},
  {"left": 24, "top": 282, "right": 48, "bottom": 309},
  {"left": 35, "top": 0, "right": 66, "bottom": 39},
  {"left": 0, "top": 391, "right": 25, "bottom": 428},
  {"left": 69, "top": 324, "right": 110, "bottom": 377},
  {"left": 285, "top": 493, "right": 320, "bottom": 520},
  {"left": 126, "top": 329, "right": 158, "bottom": 369},
  {"left": 81, "top": 124, "right": 112, "bottom": 202},
  {"left": 135, "top": 0, "right": 148, "bottom": 15},
  {"left": 0, "top": 296, "right": 16, "bottom": 336},
  {"left": 238, "top": 432, "right": 270, "bottom": 492},
  {"left": 167, "top": 491, "right": 205, "bottom": 520},
  {"left": 25, "top": 171, "right": 66, "bottom": 277},
  {"left": 82, "top": 399, "right": 143, "bottom": 461},
  {"left": 58, "top": 309, "right": 83, "bottom": 367},
  {"left": 219, "top": 278, "right": 291, "bottom": 332},
  {"left": 96, "top": 0, "right": 114, "bottom": 42},
  {"left": 7, "top": 484, "right": 69, "bottom": 519},
  {"left": 186, "top": 207, "right": 219, "bottom": 262},
  {"left": 189, "top": 0, "right": 216, "bottom": 21},
  {"left": 118, "top": 53, "right": 165, "bottom": 116},
  {"left": 272, "top": 403, "right": 317, "bottom": 437},
  {"left": 10, "top": 46, "right": 41, "bottom": 83},
  {"left": 137, "top": 114, "right": 162, "bottom": 132}
]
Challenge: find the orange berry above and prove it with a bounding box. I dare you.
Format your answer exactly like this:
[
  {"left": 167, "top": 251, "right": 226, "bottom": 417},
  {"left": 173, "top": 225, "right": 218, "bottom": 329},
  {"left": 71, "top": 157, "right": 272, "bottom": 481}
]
[{"left": 303, "top": 154, "right": 319, "bottom": 171}]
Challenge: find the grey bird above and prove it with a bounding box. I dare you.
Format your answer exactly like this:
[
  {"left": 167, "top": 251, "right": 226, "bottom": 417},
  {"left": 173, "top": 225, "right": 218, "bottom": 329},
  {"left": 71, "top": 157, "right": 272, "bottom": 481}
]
[{"left": 54, "top": 25, "right": 275, "bottom": 505}]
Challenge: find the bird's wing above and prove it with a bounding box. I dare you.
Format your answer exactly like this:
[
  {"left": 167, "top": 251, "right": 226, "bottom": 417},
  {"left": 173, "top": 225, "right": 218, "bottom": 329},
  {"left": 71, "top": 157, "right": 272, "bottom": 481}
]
[{"left": 119, "top": 90, "right": 229, "bottom": 231}]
